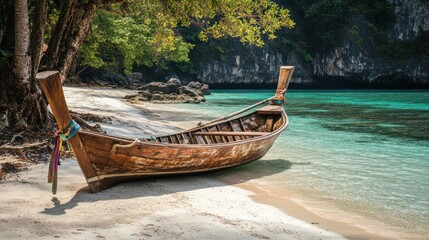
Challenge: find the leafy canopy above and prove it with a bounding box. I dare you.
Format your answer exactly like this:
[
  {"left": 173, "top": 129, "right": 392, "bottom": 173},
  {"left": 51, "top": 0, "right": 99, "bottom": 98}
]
[
  {"left": 80, "top": 0, "right": 295, "bottom": 74},
  {"left": 81, "top": 10, "right": 192, "bottom": 73}
]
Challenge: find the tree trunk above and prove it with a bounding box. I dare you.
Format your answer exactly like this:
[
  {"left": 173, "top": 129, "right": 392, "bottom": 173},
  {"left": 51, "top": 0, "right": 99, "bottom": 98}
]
[
  {"left": 1, "top": 0, "right": 123, "bottom": 132},
  {"left": 14, "top": 0, "right": 31, "bottom": 85},
  {"left": 30, "top": 0, "right": 48, "bottom": 88},
  {"left": 8, "top": 0, "right": 32, "bottom": 128},
  {"left": 40, "top": 0, "right": 122, "bottom": 81},
  {"left": 40, "top": 0, "right": 77, "bottom": 71},
  {"left": 0, "top": 0, "right": 48, "bottom": 130},
  {"left": 59, "top": 3, "right": 97, "bottom": 80}
]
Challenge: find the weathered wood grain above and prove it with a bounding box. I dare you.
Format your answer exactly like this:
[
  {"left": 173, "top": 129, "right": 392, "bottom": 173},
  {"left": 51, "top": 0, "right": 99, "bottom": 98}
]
[
  {"left": 193, "top": 131, "right": 267, "bottom": 136},
  {"left": 37, "top": 66, "right": 293, "bottom": 193},
  {"left": 37, "top": 71, "right": 104, "bottom": 192}
]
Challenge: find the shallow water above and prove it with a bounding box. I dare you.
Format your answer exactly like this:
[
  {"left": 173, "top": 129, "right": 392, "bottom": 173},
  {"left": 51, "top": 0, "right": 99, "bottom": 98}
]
[{"left": 152, "top": 89, "right": 429, "bottom": 238}]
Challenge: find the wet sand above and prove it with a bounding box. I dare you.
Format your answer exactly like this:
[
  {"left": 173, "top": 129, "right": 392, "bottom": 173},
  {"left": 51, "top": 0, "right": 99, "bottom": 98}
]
[{"left": 236, "top": 183, "right": 397, "bottom": 240}]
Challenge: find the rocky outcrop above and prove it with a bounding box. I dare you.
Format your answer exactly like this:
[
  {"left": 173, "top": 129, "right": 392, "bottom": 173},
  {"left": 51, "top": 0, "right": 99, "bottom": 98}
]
[
  {"left": 125, "top": 78, "right": 209, "bottom": 104},
  {"left": 187, "top": 81, "right": 211, "bottom": 95},
  {"left": 312, "top": 0, "right": 429, "bottom": 86},
  {"left": 78, "top": 67, "right": 130, "bottom": 87},
  {"left": 388, "top": 0, "right": 429, "bottom": 40},
  {"left": 313, "top": 44, "right": 429, "bottom": 85},
  {"left": 197, "top": 45, "right": 313, "bottom": 86}
]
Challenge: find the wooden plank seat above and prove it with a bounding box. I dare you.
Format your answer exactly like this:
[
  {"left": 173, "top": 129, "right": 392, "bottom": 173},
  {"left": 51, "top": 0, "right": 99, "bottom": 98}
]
[
  {"left": 257, "top": 105, "right": 283, "bottom": 115},
  {"left": 192, "top": 131, "right": 268, "bottom": 137}
]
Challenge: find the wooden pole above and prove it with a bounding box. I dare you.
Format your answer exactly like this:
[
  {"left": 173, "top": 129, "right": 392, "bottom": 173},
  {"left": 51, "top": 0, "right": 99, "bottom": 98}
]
[
  {"left": 37, "top": 71, "right": 104, "bottom": 192},
  {"left": 271, "top": 66, "right": 294, "bottom": 104},
  {"left": 276, "top": 66, "right": 294, "bottom": 96}
]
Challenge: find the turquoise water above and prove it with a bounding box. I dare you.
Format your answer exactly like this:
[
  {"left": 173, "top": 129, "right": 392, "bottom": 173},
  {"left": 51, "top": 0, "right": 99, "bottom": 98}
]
[{"left": 166, "top": 89, "right": 429, "bottom": 238}]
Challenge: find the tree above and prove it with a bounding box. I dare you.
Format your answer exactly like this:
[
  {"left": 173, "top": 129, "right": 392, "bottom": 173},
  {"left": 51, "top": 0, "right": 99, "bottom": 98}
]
[
  {"left": 0, "top": 0, "right": 294, "bottom": 133},
  {"left": 14, "top": 0, "right": 31, "bottom": 86},
  {"left": 0, "top": 0, "right": 48, "bottom": 131},
  {"left": 81, "top": 0, "right": 295, "bottom": 75},
  {"left": 40, "top": 0, "right": 123, "bottom": 80},
  {"left": 80, "top": 10, "right": 193, "bottom": 74},
  {"left": 303, "top": 0, "right": 346, "bottom": 52},
  {"left": 0, "top": 0, "right": 122, "bottom": 132}
]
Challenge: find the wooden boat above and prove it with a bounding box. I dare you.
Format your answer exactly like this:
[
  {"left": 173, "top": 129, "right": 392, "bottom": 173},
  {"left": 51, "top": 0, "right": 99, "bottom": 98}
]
[{"left": 37, "top": 66, "right": 294, "bottom": 193}]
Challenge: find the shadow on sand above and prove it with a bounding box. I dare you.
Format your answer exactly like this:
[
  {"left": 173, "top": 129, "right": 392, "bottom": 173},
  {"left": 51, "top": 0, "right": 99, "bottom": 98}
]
[{"left": 41, "top": 159, "right": 292, "bottom": 215}]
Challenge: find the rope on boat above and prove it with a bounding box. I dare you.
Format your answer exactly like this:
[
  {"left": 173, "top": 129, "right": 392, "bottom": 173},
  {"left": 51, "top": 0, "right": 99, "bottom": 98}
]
[
  {"left": 111, "top": 138, "right": 142, "bottom": 154},
  {"left": 198, "top": 89, "right": 287, "bottom": 128},
  {"left": 111, "top": 136, "right": 158, "bottom": 154},
  {"left": 48, "top": 119, "right": 80, "bottom": 194}
]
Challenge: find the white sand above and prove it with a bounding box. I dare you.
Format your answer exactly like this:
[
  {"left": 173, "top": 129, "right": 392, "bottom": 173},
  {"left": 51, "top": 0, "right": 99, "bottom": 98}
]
[
  {"left": 0, "top": 87, "right": 345, "bottom": 240},
  {"left": 61, "top": 87, "right": 182, "bottom": 138}
]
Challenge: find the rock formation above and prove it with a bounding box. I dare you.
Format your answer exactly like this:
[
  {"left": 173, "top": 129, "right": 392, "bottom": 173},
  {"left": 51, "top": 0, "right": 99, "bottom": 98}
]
[{"left": 125, "top": 78, "right": 210, "bottom": 104}]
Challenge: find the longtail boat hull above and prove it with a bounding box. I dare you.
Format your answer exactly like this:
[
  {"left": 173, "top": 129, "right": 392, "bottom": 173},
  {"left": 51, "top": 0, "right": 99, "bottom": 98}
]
[
  {"left": 80, "top": 129, "right": 280, "bottom": 183},
  {"left": 37, "top": 66, "right": 294, "bottom": 193}
]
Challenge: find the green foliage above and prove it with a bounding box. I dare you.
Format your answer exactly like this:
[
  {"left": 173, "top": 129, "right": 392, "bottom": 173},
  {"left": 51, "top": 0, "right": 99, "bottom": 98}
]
[
  {"left": 80, "top": 0, "right": 295, "bottom": 74},
  {"left": 376, "top": 31, "right": 429, "bottom": 60},
  {"left": 0, "top": 0, "right": 12, "bottom": 41},
  {"left": 288, "top": 0, "right": 397, "bottom": 54},
  {"left": 158, "top": 0, "right": 295, "bottom": 46},
  {"left": 0, "top": 49, "right": 12, "bottom": 58},
  {"left": 0, "top": 48, "right": 12, "bottom": 69},
  {"left": 81, "top": 10, "right": 193, "bottom": 74},
  {"left": 299, "top": 0, "right": 428, "bottom": 61},
  {"left": 273, "top": 29, "right": 313, "bottom": 63},
  {"left": 348, "top": 0, "right": 395, "bottom": 52},
  {"left": 0, "top": 0, "right": 13, "bottom": 71},
  {"left": 348, "top": 0, "right": 428, "bottom": 61},
  {"left": 45, "top": 0, "right": 60, "bottom": 43},
  {"left": 349, "top": 0, "right": 395, "bottom": 31},
  {"left": 303, "top": 0, "right": 346, "bottom": 52},
  {"left": 180, "top": 26, "right": 235, "bottom": 62}
]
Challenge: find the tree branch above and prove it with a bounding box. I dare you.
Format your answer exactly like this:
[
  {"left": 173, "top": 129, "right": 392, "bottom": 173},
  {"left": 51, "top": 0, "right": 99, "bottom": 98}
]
[{"left": 30, "top": 0, "right": 48, "bottom": 90}]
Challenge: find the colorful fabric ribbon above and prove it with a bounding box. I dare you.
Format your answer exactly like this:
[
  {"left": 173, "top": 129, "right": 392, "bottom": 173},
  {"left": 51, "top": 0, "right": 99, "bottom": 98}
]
[{"left": 48, "top": 119, "right": 80, "bottom": 194}]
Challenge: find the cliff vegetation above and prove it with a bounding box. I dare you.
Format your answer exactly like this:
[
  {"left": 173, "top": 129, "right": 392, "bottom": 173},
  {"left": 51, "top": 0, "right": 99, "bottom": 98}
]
[{"left": 78, "top": 0, "right": 429, "bottom": 87}]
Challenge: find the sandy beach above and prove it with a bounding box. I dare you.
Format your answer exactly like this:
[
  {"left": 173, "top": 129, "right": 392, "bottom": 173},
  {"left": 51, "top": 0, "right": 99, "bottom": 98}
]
[
  {"left": 0, "top": 87, "right": 389, "bottom": 240},
  {"left": 0, "top": 159, "right": 348, "bottom": 240}
]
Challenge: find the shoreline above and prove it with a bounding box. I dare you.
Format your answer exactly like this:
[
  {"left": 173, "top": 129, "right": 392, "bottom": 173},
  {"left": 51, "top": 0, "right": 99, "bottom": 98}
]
[
  {"left": 1, "top": 86, "right": 417, "bottom": 239},
  {"left": 114, "top": 87, "right": 408, "bottom": 240},
  {"left": 209, "top": 161, "right": 409, "bottom": 240},
  {"left": 234, "top": 182, "right": 396, "bottom": 240},
  {"left": 124, "top": 89, "right": 423, "bottom": 240},
  {"left": 63, "top": 86, "right": 425, "bottom": 239},
  {"left": 63, "top": 86, "right": 415, "bottom": 239},
  {"left": 232, "top": 180, "right": 428, "bottom": 240}
]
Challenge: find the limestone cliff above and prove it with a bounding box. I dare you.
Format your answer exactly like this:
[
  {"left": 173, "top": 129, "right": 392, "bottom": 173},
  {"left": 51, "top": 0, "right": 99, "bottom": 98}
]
[
  {"left": 191, "top": 0, "right": 429, "bottom": 88},
  {"left": 313, "top": 0, "right": 429, "bottom": 86},
  {"left": 198, "top": 47, "right": 313, "bottom": 86}
]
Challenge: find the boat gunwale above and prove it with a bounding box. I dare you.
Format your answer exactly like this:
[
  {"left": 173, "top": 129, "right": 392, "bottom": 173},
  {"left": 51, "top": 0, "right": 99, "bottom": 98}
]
[{"left": 79, "top": 108, "right": 289, "bottom": 149}]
